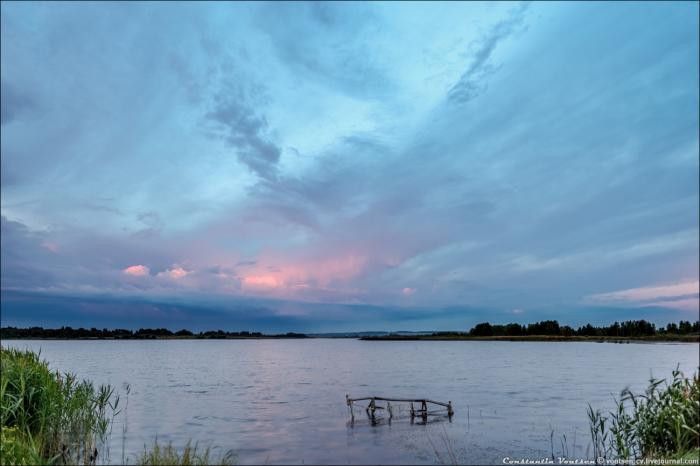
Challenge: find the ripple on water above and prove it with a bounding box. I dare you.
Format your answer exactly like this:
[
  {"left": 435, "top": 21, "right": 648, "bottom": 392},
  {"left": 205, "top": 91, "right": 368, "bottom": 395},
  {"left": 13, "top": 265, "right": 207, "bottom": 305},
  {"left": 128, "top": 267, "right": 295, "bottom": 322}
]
[{"left": 5, "top": 339, "right": 697, "bottom": 465}]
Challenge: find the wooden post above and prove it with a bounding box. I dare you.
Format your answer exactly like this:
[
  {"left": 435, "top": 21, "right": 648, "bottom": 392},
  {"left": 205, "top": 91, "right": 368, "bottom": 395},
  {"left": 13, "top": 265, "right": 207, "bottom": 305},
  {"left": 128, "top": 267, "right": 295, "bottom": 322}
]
[
  {"left": 410, "top": 402, "right": 415, "bottom": 418},
  {"left": 421, "top": 400, "right": 427, "bottom": 420},
  {"left": 368, "top": 397, "right": 376, "bottom": 416},
  {"left": 447, "top": 401, "right": 453, "bottom": 417}
]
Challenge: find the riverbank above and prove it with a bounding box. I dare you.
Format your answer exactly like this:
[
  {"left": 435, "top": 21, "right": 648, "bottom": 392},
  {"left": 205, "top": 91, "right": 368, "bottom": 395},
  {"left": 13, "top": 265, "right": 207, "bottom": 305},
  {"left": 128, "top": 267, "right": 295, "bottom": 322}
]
[
  {"left": 360, "top": 334, "right": 700, "bottom": 342},
  {"left": 4, "top": 319, "right": 696, "bottom": 341},
  {"left": 0, "top": 327, "right": 308, "bottom": 340}
]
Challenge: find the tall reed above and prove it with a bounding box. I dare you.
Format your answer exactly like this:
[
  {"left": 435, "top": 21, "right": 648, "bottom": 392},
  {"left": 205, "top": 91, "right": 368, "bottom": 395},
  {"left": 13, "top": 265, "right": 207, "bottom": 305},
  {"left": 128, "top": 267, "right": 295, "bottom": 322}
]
[
  {"left": 138, "top": 439, "right": 237, "bottom": 466},
  {"left": 588, "top": 367, "right": 699, "bottom": 460},
  {"left": 0, "top": 347, "right": 119, "bottom": 465}
]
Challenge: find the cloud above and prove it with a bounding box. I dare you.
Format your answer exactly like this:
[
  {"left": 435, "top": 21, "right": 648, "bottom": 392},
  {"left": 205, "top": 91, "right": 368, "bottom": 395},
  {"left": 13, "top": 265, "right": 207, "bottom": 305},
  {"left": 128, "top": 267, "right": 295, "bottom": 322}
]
[
  {"left": 256, "top": 2, "right": 391, "bottom": 99},
  {"left": 587, "top": 280, "right": 700, "bottom": 311},
  {"left": 123, "top": 265, "right": 150, "bottom": 277},
  {"left": 0, "top": 3, "right": 698, "bottom": 328},
  {"left": 447, "top": 2, "right": 530, "bottom": 104},
  {"left": 157, "top": 266, "right": 189, "bottom": 280},
  {"left": 206, "top": 85, "right": 281, "bottom": 181},
  {"left": 641, "top": 298, "right": 699, "bottom": 312},
  {"left": 1, "top": 80, "right": 35, "bottom": 125},
  {"left": 589, "top": 280, "right": 699, "bottom": 302},
  {"left": 40, "top": 241, "right": 60, "bottom": 253},
  {"left": 402, "top": 287, "right": 416, "bottom": 296}
]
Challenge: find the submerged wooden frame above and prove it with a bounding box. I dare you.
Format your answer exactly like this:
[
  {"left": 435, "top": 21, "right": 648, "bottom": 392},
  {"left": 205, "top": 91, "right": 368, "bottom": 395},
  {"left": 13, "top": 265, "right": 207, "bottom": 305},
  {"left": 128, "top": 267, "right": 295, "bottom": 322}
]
[{"left": 346, "top": 395, "right": 454, "bottom": 420}]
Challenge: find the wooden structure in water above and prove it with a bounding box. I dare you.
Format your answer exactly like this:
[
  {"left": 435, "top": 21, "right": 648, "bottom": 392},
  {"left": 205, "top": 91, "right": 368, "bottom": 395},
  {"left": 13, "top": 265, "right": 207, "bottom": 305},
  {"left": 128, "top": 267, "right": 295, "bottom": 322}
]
[{"left": 346, "top": 395, "right": 454, "bottom": 420}]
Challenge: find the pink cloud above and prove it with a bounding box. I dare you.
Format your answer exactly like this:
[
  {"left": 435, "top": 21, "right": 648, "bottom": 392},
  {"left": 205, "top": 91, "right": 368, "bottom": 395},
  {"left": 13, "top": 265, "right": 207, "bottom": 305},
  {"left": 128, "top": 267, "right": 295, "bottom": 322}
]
[
  {"left": 40, "top": 241, "right": 59, "bottom": 253},
  {"left": 123, "top": 264, "right": 150, "bottom": 277},
  {"left": 402, "top": 287, "right": 416, "bottom": 296},
  {"left": 587, "top": 279, "right": 699, "bottom": 311},
  {"left": 590, "top": 280, "right": 699, "bottom": 302},
  {"left": 157, "top": 266, "right": 189, "bottom": 280},
  {"left": 640, "top": 298, "right": 699, "bottom": 312},
  {"left": 238, "top": 253, "right": 368, "bottom": 298},
  {"left": 243, "top": 274, "right": 280, "bottom": 289}
]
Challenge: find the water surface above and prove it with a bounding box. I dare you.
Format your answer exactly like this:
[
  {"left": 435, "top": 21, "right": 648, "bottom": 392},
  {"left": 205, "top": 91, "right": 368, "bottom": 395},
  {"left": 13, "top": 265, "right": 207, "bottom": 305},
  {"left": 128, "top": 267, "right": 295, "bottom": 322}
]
[{"left": 5, "top": 339, "right": 698, "bottom": 464}]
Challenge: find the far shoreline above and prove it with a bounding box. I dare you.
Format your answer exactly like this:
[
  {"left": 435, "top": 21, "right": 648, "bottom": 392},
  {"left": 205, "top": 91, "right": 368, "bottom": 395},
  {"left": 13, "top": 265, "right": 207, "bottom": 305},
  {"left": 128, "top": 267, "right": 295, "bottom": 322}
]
[
  {"left": 2, "top": 335, "right": 698, "bottom": 343},
  {"left": 2, "top": 319, "right": 698, "bottom": 343},
  {"left": 359, "top": 334, "right": 700, "bottom": 343}
]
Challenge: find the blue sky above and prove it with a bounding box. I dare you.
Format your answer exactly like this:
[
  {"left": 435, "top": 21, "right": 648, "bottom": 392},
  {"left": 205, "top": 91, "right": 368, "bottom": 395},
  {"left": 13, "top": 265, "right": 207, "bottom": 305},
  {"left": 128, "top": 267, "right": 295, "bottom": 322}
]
[{"left": 1, "top": 2, "right": 698, "bottom": 331}]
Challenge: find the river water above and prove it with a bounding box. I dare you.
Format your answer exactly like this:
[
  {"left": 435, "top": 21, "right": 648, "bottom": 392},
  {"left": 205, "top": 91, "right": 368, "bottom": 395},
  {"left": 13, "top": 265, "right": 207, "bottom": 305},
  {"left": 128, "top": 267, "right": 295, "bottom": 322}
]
[{"left": 4, "top": 339, "right": 698, "bottom": 465}]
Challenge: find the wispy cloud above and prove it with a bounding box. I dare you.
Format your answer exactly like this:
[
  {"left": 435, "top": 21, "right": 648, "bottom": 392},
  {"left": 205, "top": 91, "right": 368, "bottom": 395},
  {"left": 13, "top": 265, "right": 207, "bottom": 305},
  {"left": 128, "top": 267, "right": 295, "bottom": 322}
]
[
  {"left": 587, "top": 280, "right": 700, "bottom": 312},
  {"left": 447, "top": 2, "right": 530, "bottom": 104},
  {"left": 206, "top": 88, "right": 282, "bottom": 181}
]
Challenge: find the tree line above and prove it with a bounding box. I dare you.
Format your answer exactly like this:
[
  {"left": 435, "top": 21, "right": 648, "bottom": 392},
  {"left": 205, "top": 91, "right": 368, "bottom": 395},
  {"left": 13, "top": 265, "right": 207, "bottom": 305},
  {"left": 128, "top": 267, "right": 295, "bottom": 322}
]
[
  {"left": 0, "top": 326, "right": 308, "bottom": 339},
  {"left": 434, "top": 319, "right": 700, "bottom": 338},
  {"left": 1, "top": 319, "right": 698, "bottom": 340}
]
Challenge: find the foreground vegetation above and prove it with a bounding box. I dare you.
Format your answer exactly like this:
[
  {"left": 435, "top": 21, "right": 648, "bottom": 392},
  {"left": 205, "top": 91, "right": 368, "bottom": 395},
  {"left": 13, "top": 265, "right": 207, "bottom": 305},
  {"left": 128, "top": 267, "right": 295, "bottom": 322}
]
[
  {"left": 587, "top": 368, "right": 700, "bottom": 461},
  {"left": 0, "top": 347, "right": 117, "bottom": 465},
  {"left": 138, "top": 440, "right": 236, "bottom": 466},
  {"left": 362, "top": 319, "right": 700, "bottom": 341},
  {"left": 0, "top": 348, "right": 235, "bottom": 465}
]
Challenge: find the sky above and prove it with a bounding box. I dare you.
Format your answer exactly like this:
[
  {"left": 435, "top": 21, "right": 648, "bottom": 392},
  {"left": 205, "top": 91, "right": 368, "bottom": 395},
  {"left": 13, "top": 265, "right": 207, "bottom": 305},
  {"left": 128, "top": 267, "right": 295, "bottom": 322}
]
[{"left": 1, "top": 1, "right": 698, "bottom": 332}]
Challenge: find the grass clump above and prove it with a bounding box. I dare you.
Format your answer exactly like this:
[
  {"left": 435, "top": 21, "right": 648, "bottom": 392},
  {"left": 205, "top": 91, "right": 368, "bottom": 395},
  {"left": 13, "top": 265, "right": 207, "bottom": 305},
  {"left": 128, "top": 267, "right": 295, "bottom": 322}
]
[
  {"left": 588, "top": 367, "right": 700, "bottom": 461},
  {"left": 0, "top": 347, "right": 118, "bottom": 465},
  {"left": 138, "top": 439, "right": 236, "bottom": 466}
]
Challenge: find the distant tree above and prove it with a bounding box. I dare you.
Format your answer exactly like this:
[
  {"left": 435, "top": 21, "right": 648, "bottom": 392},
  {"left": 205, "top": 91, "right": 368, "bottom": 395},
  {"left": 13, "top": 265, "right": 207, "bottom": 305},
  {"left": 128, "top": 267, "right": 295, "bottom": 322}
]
[
  {"left": 577, "top": 323, "right": 597, "bottom": 337},
  {"left": 526, "top": 320, "right": 560, "bottom": 335},
  {"left": 470, "top": 322, "right": 494, "bottom": 337},
  {"left": 607, "top": 322, "right": 621, "bottom": 337},
  {"left": 679, "top": 321, "right": 693, "bottom": 334},
  {"left": 561, "top": 325, "right": 575, "bottom": 337}
]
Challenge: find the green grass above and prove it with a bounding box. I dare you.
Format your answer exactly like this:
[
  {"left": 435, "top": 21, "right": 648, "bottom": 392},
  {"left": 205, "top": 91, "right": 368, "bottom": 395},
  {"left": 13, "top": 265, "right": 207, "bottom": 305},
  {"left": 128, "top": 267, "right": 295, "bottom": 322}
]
[
  {"left": 138, "top": 439, "right": 236, "bottom": 466},
  {"left": 0, "top": 347, "right": 118, "bottom": 465},
  {"left": 588, "top": 367, "right": 700, "bottom": 461}
]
